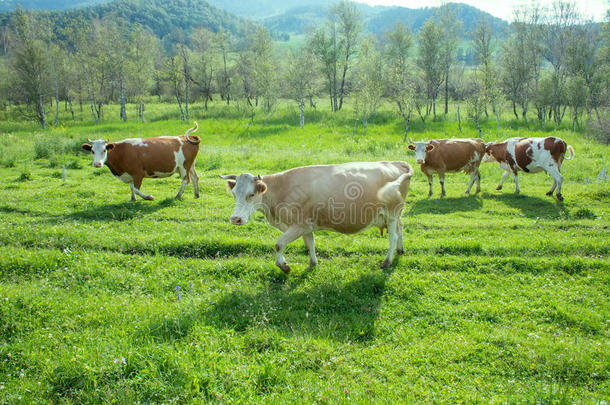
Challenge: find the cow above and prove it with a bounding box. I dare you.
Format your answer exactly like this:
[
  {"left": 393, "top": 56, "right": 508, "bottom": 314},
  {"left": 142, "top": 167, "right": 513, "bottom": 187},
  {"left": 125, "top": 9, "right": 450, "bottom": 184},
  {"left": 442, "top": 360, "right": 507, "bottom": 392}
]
[
  {"left": 408, "top": 138, "right": 486, "bottom": 197},
  {"left": 483, "top": 136, "right": 575, "bottom": 201},
  {"left": 82, "top": 123, "right": 201, "bottom": 201},
  {"left": 221, "top": 161, "right": 414, "bottom": 272}
]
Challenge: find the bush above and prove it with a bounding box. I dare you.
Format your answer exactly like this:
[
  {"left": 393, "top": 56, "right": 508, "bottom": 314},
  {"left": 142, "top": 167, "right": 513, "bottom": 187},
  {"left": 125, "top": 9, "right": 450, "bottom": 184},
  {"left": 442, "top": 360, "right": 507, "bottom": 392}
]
[{"left": 587, "top": 116, "right": 610, "bottom": 144}]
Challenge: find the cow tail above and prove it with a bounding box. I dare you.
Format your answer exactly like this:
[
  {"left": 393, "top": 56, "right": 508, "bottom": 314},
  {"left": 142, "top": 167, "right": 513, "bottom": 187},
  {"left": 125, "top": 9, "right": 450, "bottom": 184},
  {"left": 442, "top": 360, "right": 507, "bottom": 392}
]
[
  {"left": 565, "top": 145, "right": 575, "bottom": 160},
  {"left": 185, "top": 122, "right": 200, "bottom": 145},
  {"left": 377, "top": 169, "right": 414, "bottom": 205}
]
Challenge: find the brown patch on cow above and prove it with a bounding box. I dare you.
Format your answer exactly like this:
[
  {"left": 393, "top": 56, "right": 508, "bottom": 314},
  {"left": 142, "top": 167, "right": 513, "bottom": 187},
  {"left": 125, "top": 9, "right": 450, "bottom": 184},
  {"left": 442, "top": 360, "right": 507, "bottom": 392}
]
[
  {"left": 514, "top": 139, "right": 533, "bottom": 172},
  {"left": 421, "top": 139, "right": 485, "bottom": 173},
  {"left": 487, "top": 142, "right": 507, "bottom": 163},
  {"left": 543, "top": 137, "right": 567, "bottom": 165}
]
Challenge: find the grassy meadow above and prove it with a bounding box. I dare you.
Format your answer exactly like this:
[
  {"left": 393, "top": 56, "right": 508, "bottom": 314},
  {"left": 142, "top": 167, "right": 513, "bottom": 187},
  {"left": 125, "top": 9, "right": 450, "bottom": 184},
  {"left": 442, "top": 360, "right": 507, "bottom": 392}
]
[{"left": 0, "top": 101, "right": 608, "bottom": 403}]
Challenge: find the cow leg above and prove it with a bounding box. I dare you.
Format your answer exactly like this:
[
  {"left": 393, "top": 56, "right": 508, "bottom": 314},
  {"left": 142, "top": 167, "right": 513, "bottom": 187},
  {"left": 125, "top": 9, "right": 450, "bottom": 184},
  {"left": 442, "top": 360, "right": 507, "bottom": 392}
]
[
  {"left": 396, "top": 219, "right": 404, "bottom": 255},
  {"left": 546, "top": 165, "right": 564, "bottom": 201},
  {"left": 175, "top": 178, "right": 189, "bottom": 199},
  {"left": 381, "top": 217, "right": 399, "bottom": 269},
  {"left": 476, "top": 170, "right": 481, "bottom": 193},
  {"left": 546, "top": 179, "right": 557, "bottom": 196},
  {"left": 130, "top": 177, "right": 154, "bottom": 201},
  {"left": 439, "top": 173, "right": 446, "bottom": 197},
  {"left": 465, "top": 170, "right": 478, "bottom": 194},
  {"left": 512, "top": 171, "right": 520, "bottom": 194},
  {"left": 190, "top": 166, "right": 200, "bottom": 198},
  {"left": 130, "top": 187, "right": 136, "bottom": 202},
  {"left": 425, "top": 173, "right": 434, "bottom": 197},
  {"left": 275, "top": 226, "right": 307, "bottom": 274},
  {"left": 302, "top": 232, "right": 317, "bottom": 269},
  {"left": 496, "top": 171, "right": 509, "bottom": 190}
]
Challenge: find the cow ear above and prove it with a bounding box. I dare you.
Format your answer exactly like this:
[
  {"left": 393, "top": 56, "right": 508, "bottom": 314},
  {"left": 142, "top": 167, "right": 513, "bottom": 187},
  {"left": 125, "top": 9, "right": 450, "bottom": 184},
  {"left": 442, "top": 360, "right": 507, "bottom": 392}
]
[
  {"left": 426, "top": 144, "right": 434, "bottom": 152},
  {"left": 226, "top": 180, "right": 236, "bottom": 190},
  {"left": 255, "top": 181, "right": 267, "bottom": 194},
  {"left": 82, "top": 143, "right": 92, "bottom": 152},
  {"left": 106, "top": 143, "right": 115, "bottom": 150},
  {"left": 408, "top": 144, "right": 415, "bottom": 151}
]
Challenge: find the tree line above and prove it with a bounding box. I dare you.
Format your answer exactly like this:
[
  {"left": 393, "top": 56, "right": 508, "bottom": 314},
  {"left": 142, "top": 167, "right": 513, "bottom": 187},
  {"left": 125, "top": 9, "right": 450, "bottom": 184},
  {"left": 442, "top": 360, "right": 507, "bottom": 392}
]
[{"left": 0, "top": 1, "right": 608, "bottom": 141}]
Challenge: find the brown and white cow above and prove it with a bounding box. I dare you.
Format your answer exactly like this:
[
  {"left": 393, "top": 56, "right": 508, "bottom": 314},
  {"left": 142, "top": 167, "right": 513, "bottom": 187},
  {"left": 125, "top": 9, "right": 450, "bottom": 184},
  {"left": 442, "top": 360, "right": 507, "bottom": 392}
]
[
  {"left": 82, "top": 123, "right": 201, "bottom": 201},
  {"left": 221, "top": 161, "right": 414, "bottom": 272},
  {"left": 483, "top": 136, "right": 575, "bottom": 201},
  {"left": 408, "top": 138, "right": 486, "bottom": 197}
]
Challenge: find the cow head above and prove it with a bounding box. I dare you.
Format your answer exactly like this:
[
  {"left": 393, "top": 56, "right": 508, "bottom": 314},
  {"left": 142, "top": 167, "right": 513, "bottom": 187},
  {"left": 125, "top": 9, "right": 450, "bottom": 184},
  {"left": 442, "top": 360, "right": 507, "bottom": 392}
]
[
  {"left": 483, "top": 142, "right": 502, "bottom": 163},
  {"left": 408, "top": 142, "right": 434, "bottom": 164},
  {"left": 221, "top": 173, "right": 267, "bottom": 225},
  {"left": 82, "top": 138, "right": 114, "bottom": 168}
]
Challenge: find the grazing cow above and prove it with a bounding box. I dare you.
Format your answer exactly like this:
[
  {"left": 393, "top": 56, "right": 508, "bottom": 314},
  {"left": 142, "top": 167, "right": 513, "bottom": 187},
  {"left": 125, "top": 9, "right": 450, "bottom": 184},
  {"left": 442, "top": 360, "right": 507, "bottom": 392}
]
[
  {"left": 82, "top": 123, "right": 201, "bottom": 201},
  {"left": 221, "top": 161, "right": 414, "bottom": 272},
  {"left": 408, "top": 138, "right": 486, "bottom": 197},
  {"left": 483, "top": 136, "right": 575, "bottom": 201}
]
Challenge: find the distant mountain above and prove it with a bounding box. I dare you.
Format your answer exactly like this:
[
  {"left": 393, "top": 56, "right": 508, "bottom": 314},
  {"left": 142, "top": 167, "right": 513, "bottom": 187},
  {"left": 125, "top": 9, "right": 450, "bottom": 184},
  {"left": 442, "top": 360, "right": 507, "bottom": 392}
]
[
  {"left": 205, "top": 0, "right": 330, "bottom": 19},
  {"left": 263, "top": 2, "right": 510, "bottom": 39},
  {"left": 0, "top": 0, "right": 252, "bottom": 47},
  {"left": 0, "top": 0, "right": 109, "bottom": 12}
]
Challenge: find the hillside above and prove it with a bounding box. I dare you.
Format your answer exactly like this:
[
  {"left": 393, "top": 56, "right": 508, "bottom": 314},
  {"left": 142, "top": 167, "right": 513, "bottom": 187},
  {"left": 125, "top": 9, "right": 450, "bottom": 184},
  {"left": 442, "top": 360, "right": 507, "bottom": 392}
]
[
  {"left": 263, "top": 2, "right": 509, "bottom": 39},
  {"left": 0, "top": 0, "right": 108, "bottom": 12},
  {"left": 0, "top": 0, "right": 252, "bottom": 45}
]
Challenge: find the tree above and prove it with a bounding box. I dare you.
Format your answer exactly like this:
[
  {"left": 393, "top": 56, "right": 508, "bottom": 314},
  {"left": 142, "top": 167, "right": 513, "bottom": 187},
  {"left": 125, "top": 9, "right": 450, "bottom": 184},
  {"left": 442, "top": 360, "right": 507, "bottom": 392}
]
[
  {"left": 438, "top": 3, "right": 461, "bottom": 118},
  {"left": 215, "top": 28, "right": 232, "bottom": 105},
  {"left": 284, "top": 48, "right": 319, "bottom": 128},
  {"left": 10, "top": 8, "right": 51, "bottom": 128},
  {"left": 473, "top": 15, "right": 501, "bottom": 130},
  {"left": 417, "top": 18, "right": 443, "bottom": 120},
  {"left": 352, "top": 35, "right": 383, "bottom": 136},
  {"left": 129, "top": 24, "right": 158, "bottom": 121},
  {"left": 191, "top": 27, "right": 217, "bottom": 111},
  {"left": 384, "top": 22, "right": 415, "bottom": 140},
  {"left": 543, "top": 1, "right": 579, "bottom": 125},
  {"left": 309, "top": 0, "right": 361, "bottom": 112},
  {"left": 466, "top": 71, "right": 485, "bottom": 137}
]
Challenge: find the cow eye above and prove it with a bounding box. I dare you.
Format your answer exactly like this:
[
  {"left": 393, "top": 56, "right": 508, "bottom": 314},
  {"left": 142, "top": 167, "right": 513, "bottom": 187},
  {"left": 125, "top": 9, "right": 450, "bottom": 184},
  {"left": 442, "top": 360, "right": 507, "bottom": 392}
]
[{"left": 247, "top": 193, "right": 255, "bottom": 199}]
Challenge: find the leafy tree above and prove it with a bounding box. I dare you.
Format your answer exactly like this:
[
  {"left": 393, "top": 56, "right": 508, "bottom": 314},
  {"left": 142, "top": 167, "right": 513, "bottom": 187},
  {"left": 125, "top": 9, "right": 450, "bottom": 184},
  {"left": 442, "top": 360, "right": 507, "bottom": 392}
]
[
  {"left": 352, "top": 35, "right": 383, "bottom": 136},
  {"left": 384, "top": 22, "right": 415, "bottom": 140},
  {"left": 417, "top": 18, "right": 443, "bottom": 120},
  {"left": 9, "top": 8, "right": 51, "bottom": 128},
  {"left": 283, "top": 47, "right": 319, "bottom": 128}
]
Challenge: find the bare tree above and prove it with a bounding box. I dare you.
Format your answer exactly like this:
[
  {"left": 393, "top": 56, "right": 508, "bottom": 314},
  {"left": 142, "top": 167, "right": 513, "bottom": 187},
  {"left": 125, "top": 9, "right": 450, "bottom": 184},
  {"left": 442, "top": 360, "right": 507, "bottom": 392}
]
[
  {"left": 417, "top": 18, "right": 444, "bottom": 120},
  {"left": 353, "top": 35, "right": 383, "bottom": 136},
  {"left": 284, "top": 48, "right": 319, "bottom": 128}
]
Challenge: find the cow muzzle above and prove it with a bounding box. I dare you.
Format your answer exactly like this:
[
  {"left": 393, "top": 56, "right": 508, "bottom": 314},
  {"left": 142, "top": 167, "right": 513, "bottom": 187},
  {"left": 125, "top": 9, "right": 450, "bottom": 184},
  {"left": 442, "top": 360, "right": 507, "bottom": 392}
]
[
  {"left": 93, "top": 162, "right": 103, "bottom": 168},
  {"left": 416, "top": 159, "right": 425, "bottom": 164},
  {"left": 230, "top": 216, "right": 245, "bottom": 225}
]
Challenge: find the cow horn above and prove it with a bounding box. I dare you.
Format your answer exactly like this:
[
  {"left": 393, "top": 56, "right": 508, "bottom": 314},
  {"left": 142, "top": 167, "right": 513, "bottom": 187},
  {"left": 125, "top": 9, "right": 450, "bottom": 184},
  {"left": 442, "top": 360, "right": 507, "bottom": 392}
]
[
  {"left": 219, "top": 175, "right": 237, "bottom": 180},
  {"left": 87, "top": 137, "right": 92, "bottom": 143},
  {"left": 106, "top": 139, "right": 109, "bottom": 143},
  {"left": 257, "top": 175, "right": 262, "bottom": 181}
]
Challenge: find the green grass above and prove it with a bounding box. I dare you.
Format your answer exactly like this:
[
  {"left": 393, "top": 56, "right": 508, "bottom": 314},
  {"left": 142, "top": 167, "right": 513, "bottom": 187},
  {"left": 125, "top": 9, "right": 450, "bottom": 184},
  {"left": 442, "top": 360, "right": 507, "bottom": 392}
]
[{"left": 0, "top": 100, "right": 608, "bottom": 403}]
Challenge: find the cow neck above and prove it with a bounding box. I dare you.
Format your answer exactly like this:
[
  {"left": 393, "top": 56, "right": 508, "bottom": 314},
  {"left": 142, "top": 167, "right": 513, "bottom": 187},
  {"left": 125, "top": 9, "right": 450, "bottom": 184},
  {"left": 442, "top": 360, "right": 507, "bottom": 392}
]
[
  {"left": 259, "top": 174, "right": 279, "bottom": 217},
  {"left": 104, "top": 150, "right": 120, "bottom": 176}
]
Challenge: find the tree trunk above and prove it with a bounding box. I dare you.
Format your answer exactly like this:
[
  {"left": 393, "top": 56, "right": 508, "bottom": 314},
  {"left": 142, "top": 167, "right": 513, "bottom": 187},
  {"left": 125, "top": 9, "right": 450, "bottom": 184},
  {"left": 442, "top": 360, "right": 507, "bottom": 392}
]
[
  {"left": 457, "top": 96, "right": 462, "bottom": 132},
  {"left": 299, "top": 98, "right": 304, "bottom": 129},
  {"left": 174, "top": 81, "right": 184, "bottom": 121},
  {"left": 512, "top": 102, "right": 518, "bottom": 120},
  {"left": 37, "top": 94, "right": 46, "bottom": 129},
  {"left": 119, "top": 75, "right": 127, "bottom": 122},
  {"left": 53, "top": 76, "right": 59, "bottom": 127},
  {"left": 402, "top": 113, "right": 411, "bottom": 142}
]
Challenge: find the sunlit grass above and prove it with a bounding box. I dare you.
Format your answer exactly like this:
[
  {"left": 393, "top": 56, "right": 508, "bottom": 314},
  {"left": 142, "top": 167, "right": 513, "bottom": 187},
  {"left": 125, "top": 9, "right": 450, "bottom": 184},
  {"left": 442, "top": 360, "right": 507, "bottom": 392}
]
[{"left": 0, "top": 100, "right": 608, "bottom": 403}]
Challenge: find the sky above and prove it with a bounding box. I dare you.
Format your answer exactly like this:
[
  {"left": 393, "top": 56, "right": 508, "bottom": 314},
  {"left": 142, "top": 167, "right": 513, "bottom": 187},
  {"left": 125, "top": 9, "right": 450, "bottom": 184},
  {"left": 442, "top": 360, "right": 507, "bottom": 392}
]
[{"left": 358, "top": 0, "right": 609, "bottom": 22}]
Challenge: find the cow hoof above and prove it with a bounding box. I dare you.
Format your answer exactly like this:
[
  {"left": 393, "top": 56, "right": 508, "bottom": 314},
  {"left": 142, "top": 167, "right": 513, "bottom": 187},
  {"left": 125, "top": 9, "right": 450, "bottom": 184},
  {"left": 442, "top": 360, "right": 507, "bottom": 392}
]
[
  {"left": 144, "top": 195, "right": 154, "bottom": 201},
  {"left": 194, "top": 193, "right": 200, "bottom": 199},
  {"left": 496, "top": 186, "right": 502, "bottom": 191},
  {"left": 556, "top": 194, "right": 563, "bottom": 202},
  {"left": 397, "top": 249, "right": 404, "bottom": 256},
  {"left": 277, "top": 263, "right": 290, "bottom": 274},
  {"left": 307, "top": 261, "right": 318, "bottom": 270},
  {"left": 546, "top": 191, "right": 553, "bottom": 196},
  {"left": 381, "top": 259, "right": 392, "bottom": 269}
]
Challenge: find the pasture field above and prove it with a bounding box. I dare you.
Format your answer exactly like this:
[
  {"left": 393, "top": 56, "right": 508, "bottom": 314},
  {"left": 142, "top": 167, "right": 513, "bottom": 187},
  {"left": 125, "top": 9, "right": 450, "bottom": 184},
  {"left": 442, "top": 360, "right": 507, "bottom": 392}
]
[{"left": 0, "top": 102, "right": 608, "bottom": 403}]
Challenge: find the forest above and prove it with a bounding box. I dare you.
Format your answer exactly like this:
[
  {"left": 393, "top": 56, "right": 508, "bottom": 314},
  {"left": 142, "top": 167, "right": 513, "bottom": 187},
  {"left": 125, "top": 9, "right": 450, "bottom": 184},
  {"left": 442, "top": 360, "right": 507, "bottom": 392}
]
[{"left": 0, "top": 0, "right": 608, "bottom": 141}]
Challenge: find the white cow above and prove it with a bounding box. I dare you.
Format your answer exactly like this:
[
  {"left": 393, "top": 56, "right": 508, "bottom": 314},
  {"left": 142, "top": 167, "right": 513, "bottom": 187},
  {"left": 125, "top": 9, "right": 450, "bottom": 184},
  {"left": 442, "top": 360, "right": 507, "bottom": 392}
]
[{"left": 221, "top": 161, "right": 414, "bottom": 272}]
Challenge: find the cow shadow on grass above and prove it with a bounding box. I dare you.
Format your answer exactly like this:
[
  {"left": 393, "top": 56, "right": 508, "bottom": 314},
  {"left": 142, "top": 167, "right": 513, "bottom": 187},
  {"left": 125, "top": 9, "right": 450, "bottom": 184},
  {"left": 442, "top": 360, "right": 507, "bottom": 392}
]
[
  {"left": 143, "top": 268, "right": 404, "bottom": 344},
  {"left": 482, "top": 192, "right": 565, "bottom": 219},
  {"left": 407, "top": 195, "right": 483, "bottom": 216},
  {"left": 61, "top": 198, "right": 178, "bottom": 222}
]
